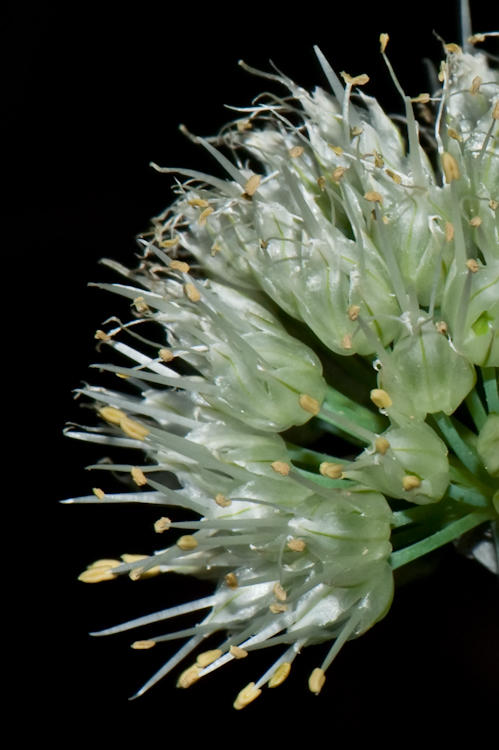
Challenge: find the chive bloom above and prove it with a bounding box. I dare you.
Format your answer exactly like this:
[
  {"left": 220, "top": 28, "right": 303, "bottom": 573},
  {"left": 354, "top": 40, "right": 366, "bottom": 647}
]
[{"left": 66, "top": 32, "right": 499, "bottom": 708}]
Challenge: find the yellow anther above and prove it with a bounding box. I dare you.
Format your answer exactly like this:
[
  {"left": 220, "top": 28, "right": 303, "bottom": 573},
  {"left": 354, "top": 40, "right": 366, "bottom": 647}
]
[
  {"left": 299, "top": 393, "right": 320, "bottom": 415},
  {"left": 229, "top": 645, "right": 248, "bottom": 659},
  {"left": 308, "top": 667, "right": 326, "bottom": 695},
  {"left": 317, "top": 176, "right": 326, "bottom": 191},
  {"left": 447, "top": 127, "right": 462, "bottom": 142},
  {"left": 489, "top": 199, "right": 498, "bottom": 211},
  {"left": 225, "top": 572, "right": 238, "bottom": 589},
  {"left": 215, "top": 493, "right": 231, "bottom": 507},
  {"left": 121, "top": 553, "right": 147, "bottom": 563},
  {"left": 198, "top": 206, "right": 214, "bottom": 225},
  {"left": 373, "top": 150, "right": 384, "bottom": 168},
  {"left": 364, "top": 190, "right": 383, "bottom": 204},
  {"left": 273, "top": 582, "right": 287, "bottom": 601},
  {"left": 243, "top": 174, "right": 261, "bottom": 197},
  {"left": 379, "top": 33, "right": 389, "bottom": 53},
  {"left": 385, "top": 169, "right": 402, "bottom": 185},
  {"left": 120, "top": 416, "right": 149, "bottom": 441},
  {"left": 271, "top": 461, "right": 290, "bottom": 476},
  {"left": 375, "top": 437, "right": 390, "bottom": 455},
  {"left": 320, "top": 462, "right": 344, "bottom": 479},
  {"left": 348, "top": 304, "right": 360, "bottom": 320},
  {"left": 210, "top": 242, "right": 222, "bottom": 256},
  {"left": 469, "top": 216, "right": 482, "bottom": 228},
  {"left": 78, "top": 559, "right": 121, "bottom": 583},
  {"left": 411, "top": 93, "right": 430, "bottom": 104},
  {"left": 233, "top": 682, "right": 262, "bottom": 710},
  {"left": 332, "top": 166, "right": 347, "bottom": 182},
  {"left": 128, "top": 560, "right": 161, "bottom": 579},
  {"left": 270, "top": 602, "right": 288, "bottom": 614},
  {"left": 159, "top": 236, "right": 180, "bottom": 247},
  {"left": 341, "top": 334, "right": 353, "bottom": 350},
  {"left": 445, "top": 221, "right": 455, "bottom": 242},
  {"left": 329, "top": 145, "right": 343, "bottom": 155},
  {"left": 287, "top": 538, "right": 306, "bottom": 552},
  {"left": 94, "top": 329, "right": 110, "bottom": 341},
  {"left": 466, "top": 259, "right": 479, "bottom": 273},
  {"left": 159, "top": 348, "right": 174, "bottom": 362},
  {"left": 468, "top": 33, "right": 485, "bottom": 45},
  {"left": 237, "top": 119, "right": 252, "bottom": 132},
  {"left": 129, "top": 567, "right": 144, "bottom": 581},
  {"left": 133, "top": 296, "right": 149, "bottom": 314},
  {"left": 170, "top": 260, "right": 190, "bottom": 273},
  {"left": 370, "top": 388, "right": 392, "bottom": 409},
  {"left": 184, "top": 283, "right": 201, "bottom": 302},
  {"left": 196, "top": 649, "right": 222, "bottom": 668},
  {"left": 382, "top": 215, "right": 390, "bottom": 225},
  {"left": 131, "top": 640, "right": 156, "bottom": 650},
  {"left": 289, "top": 145, "right": 304, "bottom": 158},
  {"left": 188, "top": 198, "right": 209, "bottom": 208},
  {"left": 177, "top": 535, "right": 198, "bottom": 551},
  {"left": 268, "top": 662, "right": 291, "bottom": 688},
  {"left": 350, "top": 126, "right": 363, "bottom": 137},
  {"left": 92, "top": 487, "right": 105, "bottom": 500},
  {"left": 340, "top": 71, "right": 369, "bottom": 86},
  {"left": 444, "top": 43, "right": 462, "bottom": 54},
  {"left": 436, "top": 320, "right": 448, "bottom": 335},
  {"left": 493, "top": 101, "right": 499, "bottom": 121},
  {"left": 402, "top": 474, "right": 422, "bottom": 491},
  {"left": 131, "top": 466, "right": 147, "bottom": 486},
  {"left": 470, "top": 75, "right": 482, "bottom": 94},
  {"left": 154, "top": 517, "right": 171, "bottom": 533},
  {"left": 438, "top": 61, "right": 447, "bottom": 83},
  {"left": 441, "top": 151, "right": 460, "bottom": 183},
  {"left": 99, "top": 406, "right": 127, "bottom": 425},
  {"left": 177, "top": 665, "right": 201, "bottom": 689}
]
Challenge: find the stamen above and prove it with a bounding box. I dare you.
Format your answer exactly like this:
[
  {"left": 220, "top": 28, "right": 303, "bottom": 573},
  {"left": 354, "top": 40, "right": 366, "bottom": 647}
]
[
  {"left": 271, "top": 461, "right": 291, "bottom": 476},
  {"left": 229, "top": 645, "right": 248, "bottom": 659},
  {"left": 370, "top": 389, "right": 392, "bottom": 409},
  {"left": 92, "top": 487, "right": 105, "bottom": 500},
  {"left": 78, "top": 559, "right": 120, "bottom": 583},
  {"left": 154, "top": 517, "right": 171, "bottom": 533},
  {"left": 177, "top": 535, "right": 198, "bottom": 550},
  {"left": 131, "top": 467, "right": 147, "bottom": 486},
  {"left": 268, "top": 662, "right": 291, "bottom": 688},
  {"left": 308, "top": 667, "right": 326, "bottom": 695},
  {"left": 177, "top": 665, "right": 201, "bottom": 689},
  {"left": 196, "top": 649, "right": 223, "bottom": 667},
  {"left": 131, "top": 640, "right": 156, "bottom": 650},
  {"left": 184, "top": 283, "right": 202, "bottom": 302},
  {"left": 375, "top": 437, "right": 390, "bottom": 455},
  {"left": 233, "top": 682, "right": 262, "bottom": 710},
  {"left": 299, "top": 394, "right": 320, "bottom": 415},
  {"left": 319, "top": 462, "right": 344, "bottom": 479},
  {"left": 402, "top": 474, "right": 422, "bottom": 491}
]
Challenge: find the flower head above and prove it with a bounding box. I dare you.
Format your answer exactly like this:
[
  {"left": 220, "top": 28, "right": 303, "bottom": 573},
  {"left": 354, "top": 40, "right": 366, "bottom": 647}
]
[{"left": 67, "top": 17, "right": 499, "bottom": 707}]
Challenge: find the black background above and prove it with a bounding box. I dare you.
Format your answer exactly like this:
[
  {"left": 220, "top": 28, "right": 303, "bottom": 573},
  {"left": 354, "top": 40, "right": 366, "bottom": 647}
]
[{"left": 6, "top": 0, "right": 498, "bottom": 742}]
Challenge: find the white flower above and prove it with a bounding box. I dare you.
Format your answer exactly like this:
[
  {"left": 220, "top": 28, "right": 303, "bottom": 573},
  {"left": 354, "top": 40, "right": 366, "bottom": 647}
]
[{"left": 67, "top": 23, "right": 499, "bottom": 708}]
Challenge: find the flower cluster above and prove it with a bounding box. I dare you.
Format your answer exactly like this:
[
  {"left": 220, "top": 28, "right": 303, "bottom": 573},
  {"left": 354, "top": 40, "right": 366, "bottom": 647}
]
[{"left": 67, "top": 27, "right": 498, "bottom": 709}]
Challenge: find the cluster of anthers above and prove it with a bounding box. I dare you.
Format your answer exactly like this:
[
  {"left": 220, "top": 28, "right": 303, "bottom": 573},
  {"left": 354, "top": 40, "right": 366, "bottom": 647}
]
[{"left": 66, "top": 24, "right": 498, "bottom": 710}]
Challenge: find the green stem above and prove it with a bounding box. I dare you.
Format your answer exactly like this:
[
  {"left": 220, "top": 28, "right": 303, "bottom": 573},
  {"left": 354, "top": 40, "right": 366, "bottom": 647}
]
[
  {"left": 481, "top": 367, "right": 499, "bottom": 414},
  {"left": 390, "top": 511, "right": 491, "bottom": 570},
  {"left": 465, "top": 389, "right": 487, "bottom": 432},
  {"left": 431, "top": 412, "right": 483, "bottom": 477}
]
